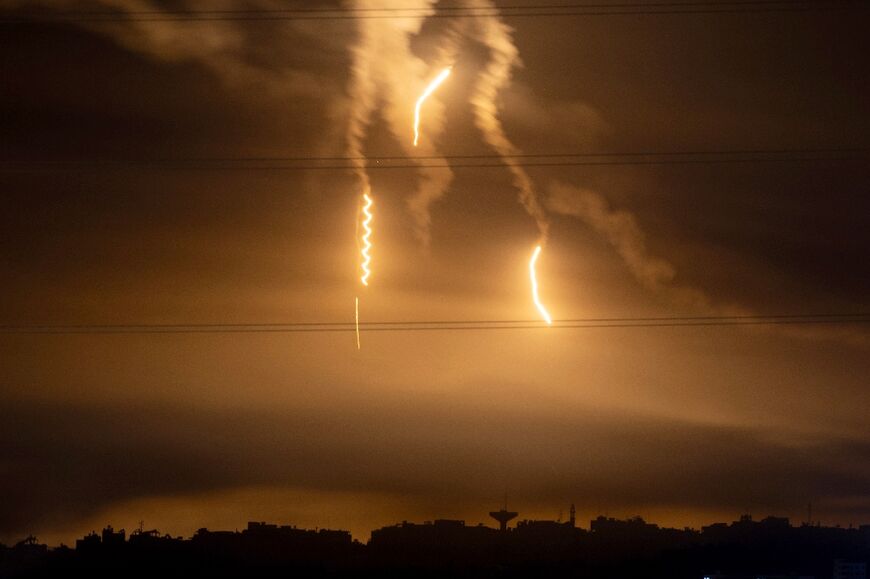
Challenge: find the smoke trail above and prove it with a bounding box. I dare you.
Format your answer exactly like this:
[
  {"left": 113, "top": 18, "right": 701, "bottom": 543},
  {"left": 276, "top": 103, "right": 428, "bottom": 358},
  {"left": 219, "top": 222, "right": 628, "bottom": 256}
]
[
  {"left": 458, "top": 0, "right": 550, "bottom": 243},
  {"left": 547, "top": 181, "right": 738, "bottom": 315},
  {"left": 344, "top": 1, "right": 379, "bottom": 196},
  {"left": 546, "top": 180, "right": 870, "bottom": 348},
  {"left": 344, "top": 0, "right": 454, "bottom": 247},
  {"left": 434, "top": 1, "right": 552, "bottom": 320}
]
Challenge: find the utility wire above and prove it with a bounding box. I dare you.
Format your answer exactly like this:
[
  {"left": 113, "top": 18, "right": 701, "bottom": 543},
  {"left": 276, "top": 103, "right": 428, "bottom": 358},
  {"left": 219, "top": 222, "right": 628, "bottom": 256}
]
[
  {"left": 3, "top": 148, "right": 866, "bottom": 173},
  {"left": 4, "top": 147, "right": 865, "bottom": 163},
  {"left": 1, "top": 314, "right": 867, "bottom": 335},
  {"left": 25, "top": 1, "right": 858, "bottom": 16},
  {"left": 0, "top": 312, "right": 870, "bottom": 330},
  {"left": 2, "top": 1, "right": 865, "bottom": 23},
  {"left": 3, "top": 312, "right": 866, "bottom": 329}
]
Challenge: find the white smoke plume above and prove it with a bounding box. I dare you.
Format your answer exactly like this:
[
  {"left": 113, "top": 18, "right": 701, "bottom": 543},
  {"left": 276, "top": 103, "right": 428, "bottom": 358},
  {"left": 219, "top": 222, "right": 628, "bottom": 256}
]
[
  {"left": 345, "top": 0, "right": 454, "bottom": 247},
  {"left": 548, "top": 181, "right": 870, "bottom": 348},
  {"left": 547, "top": 180, "right": 743, "bottom": 315},
  {"left": 450, "top": 0, "right": 550, "bottom": 243},
  {"left": 344, "top": 0, "right": 550, "bottom": 246}
]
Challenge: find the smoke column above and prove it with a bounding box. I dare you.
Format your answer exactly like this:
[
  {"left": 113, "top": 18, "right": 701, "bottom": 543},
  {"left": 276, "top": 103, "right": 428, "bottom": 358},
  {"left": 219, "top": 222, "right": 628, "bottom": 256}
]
[
  {"left": 437, "top": 1, "right": 553, "bottom": 320},
  {"left": 459, "top": 0, "right": 550, "bottom": 243},
  {"left": 345, "top": 0, "right": 453, "bottom": 248}
]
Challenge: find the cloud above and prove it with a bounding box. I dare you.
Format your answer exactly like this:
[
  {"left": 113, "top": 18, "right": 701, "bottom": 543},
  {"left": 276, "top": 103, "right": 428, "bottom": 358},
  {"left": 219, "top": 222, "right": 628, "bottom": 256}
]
[
  {"left": 1, "top": 0, "right": 328, "bottom": 99},
  {"left": 3, "top": 397, "right": 869, "bottom": 541}
]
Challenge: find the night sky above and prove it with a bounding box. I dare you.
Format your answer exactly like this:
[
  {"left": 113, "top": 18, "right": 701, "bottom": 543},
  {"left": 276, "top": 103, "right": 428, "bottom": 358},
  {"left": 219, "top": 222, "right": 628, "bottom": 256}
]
[{"left": 1, "top": 1, "right": 869, "bottom": 545}]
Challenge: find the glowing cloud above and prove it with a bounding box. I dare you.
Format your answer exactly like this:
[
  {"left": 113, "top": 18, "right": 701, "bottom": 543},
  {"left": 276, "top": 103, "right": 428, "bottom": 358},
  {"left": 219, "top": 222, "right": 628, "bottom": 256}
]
[
  {"left": 360, "top": 192, "right": 374, "bottom": 286},
  {"left": 414, "top": 67, "right": 452, "bottom": 147},
  {"left": 529, "top": 245, "right": 552, "bottom": 325}
]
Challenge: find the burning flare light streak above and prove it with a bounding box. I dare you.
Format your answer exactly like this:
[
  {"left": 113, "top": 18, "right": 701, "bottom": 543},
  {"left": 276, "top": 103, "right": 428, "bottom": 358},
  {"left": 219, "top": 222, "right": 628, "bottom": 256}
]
[
  {"left": 414, "top": 67, "right": 452, "bottom": 147},
  {"left": 355, "top": 193, "right": 373, "bottom": 349},
  {"left": 360, "top": 192, "right": 374, "bottom": 286},
  {"left": 355, "top": 296, "right": 361, "bottom": 350},
  {"left": 530, "top": 245, "right": 552, "bottom": 325}
]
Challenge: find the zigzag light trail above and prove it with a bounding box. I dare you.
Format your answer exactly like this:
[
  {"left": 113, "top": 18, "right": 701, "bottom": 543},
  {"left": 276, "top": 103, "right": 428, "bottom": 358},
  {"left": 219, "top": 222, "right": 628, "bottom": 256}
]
[
  {"left": 355, "top": 191, "right": 374, "bottom": 349},
  {"left": 360, "top": 192, "right": 373, "bottom": 286}
]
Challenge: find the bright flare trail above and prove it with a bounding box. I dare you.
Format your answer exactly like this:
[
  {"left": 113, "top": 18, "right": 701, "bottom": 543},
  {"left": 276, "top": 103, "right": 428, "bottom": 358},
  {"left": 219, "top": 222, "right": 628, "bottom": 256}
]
[
  {"left": 360, "top": 192, "right": 373, "bottom": 286},
  {"left": 356, "top": 192, "right": 373, "bottom": 349},
  {"left": 413, "top": 66, "right": 451, "bottom": 147},
  {"left": 355, "top": 296, "right": 361, "bottom": 350},
  {"left": 530, "top": 245, "right": 552, "bottom": 325}
]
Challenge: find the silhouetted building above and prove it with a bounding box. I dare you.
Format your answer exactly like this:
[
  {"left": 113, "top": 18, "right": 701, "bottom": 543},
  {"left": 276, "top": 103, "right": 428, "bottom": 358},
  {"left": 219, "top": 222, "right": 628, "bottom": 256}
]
[
  {"left": 75, "top": 531, "right": 101, "bottom": 553},
  {"left": 190, "top": 520, "right": 357, "bottom": 570},
  {"left": 702, "top": 514, "right": 793, "bottom": 544},
  {"left": 101, "top": 525, "right": 125, "bottom": 550},
  {"left": 2, "top": 536, "right": 50, "bottom": 576},
  {"left": 369, "top": 518, "right": 500, "bottom": 561},
  {"left": 592, "top": 514, "right": 660, "bottom": 535},
  {"left": 11, "top": 536, "right": 47, "bottom": 558},
  {"left": 513, "top": 517, "right": 586, "bottom": 554}
]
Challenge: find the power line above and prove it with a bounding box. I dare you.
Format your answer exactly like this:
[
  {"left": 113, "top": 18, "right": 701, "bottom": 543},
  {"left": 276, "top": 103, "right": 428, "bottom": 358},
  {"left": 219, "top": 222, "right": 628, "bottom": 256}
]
[
  {"left": 0, "top": 312, "right": 870, "bottom": 330},
  {"left": 3, "top": 148, "right": 866, "bottom": 173},
  {"left": 3, "top": 312, "right": 865, "bottom": 329},
  {"left": 2, "top": 0, "right": 864, "bottom": 23},
  {"left": 5, "top": 147, "right": 865, "bottom": 163},
  {"left": 1, "top": 314, "right": 867, "bottom": 335},
  {"left": 25, "top": 1, "right": 856, "bottom": 16}
]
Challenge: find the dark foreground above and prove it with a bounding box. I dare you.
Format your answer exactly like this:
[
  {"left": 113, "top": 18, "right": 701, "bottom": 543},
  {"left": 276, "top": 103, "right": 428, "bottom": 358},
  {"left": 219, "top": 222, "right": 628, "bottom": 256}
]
[{"left": 2, "top": 514, "right": 868, "bottom": 578}]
